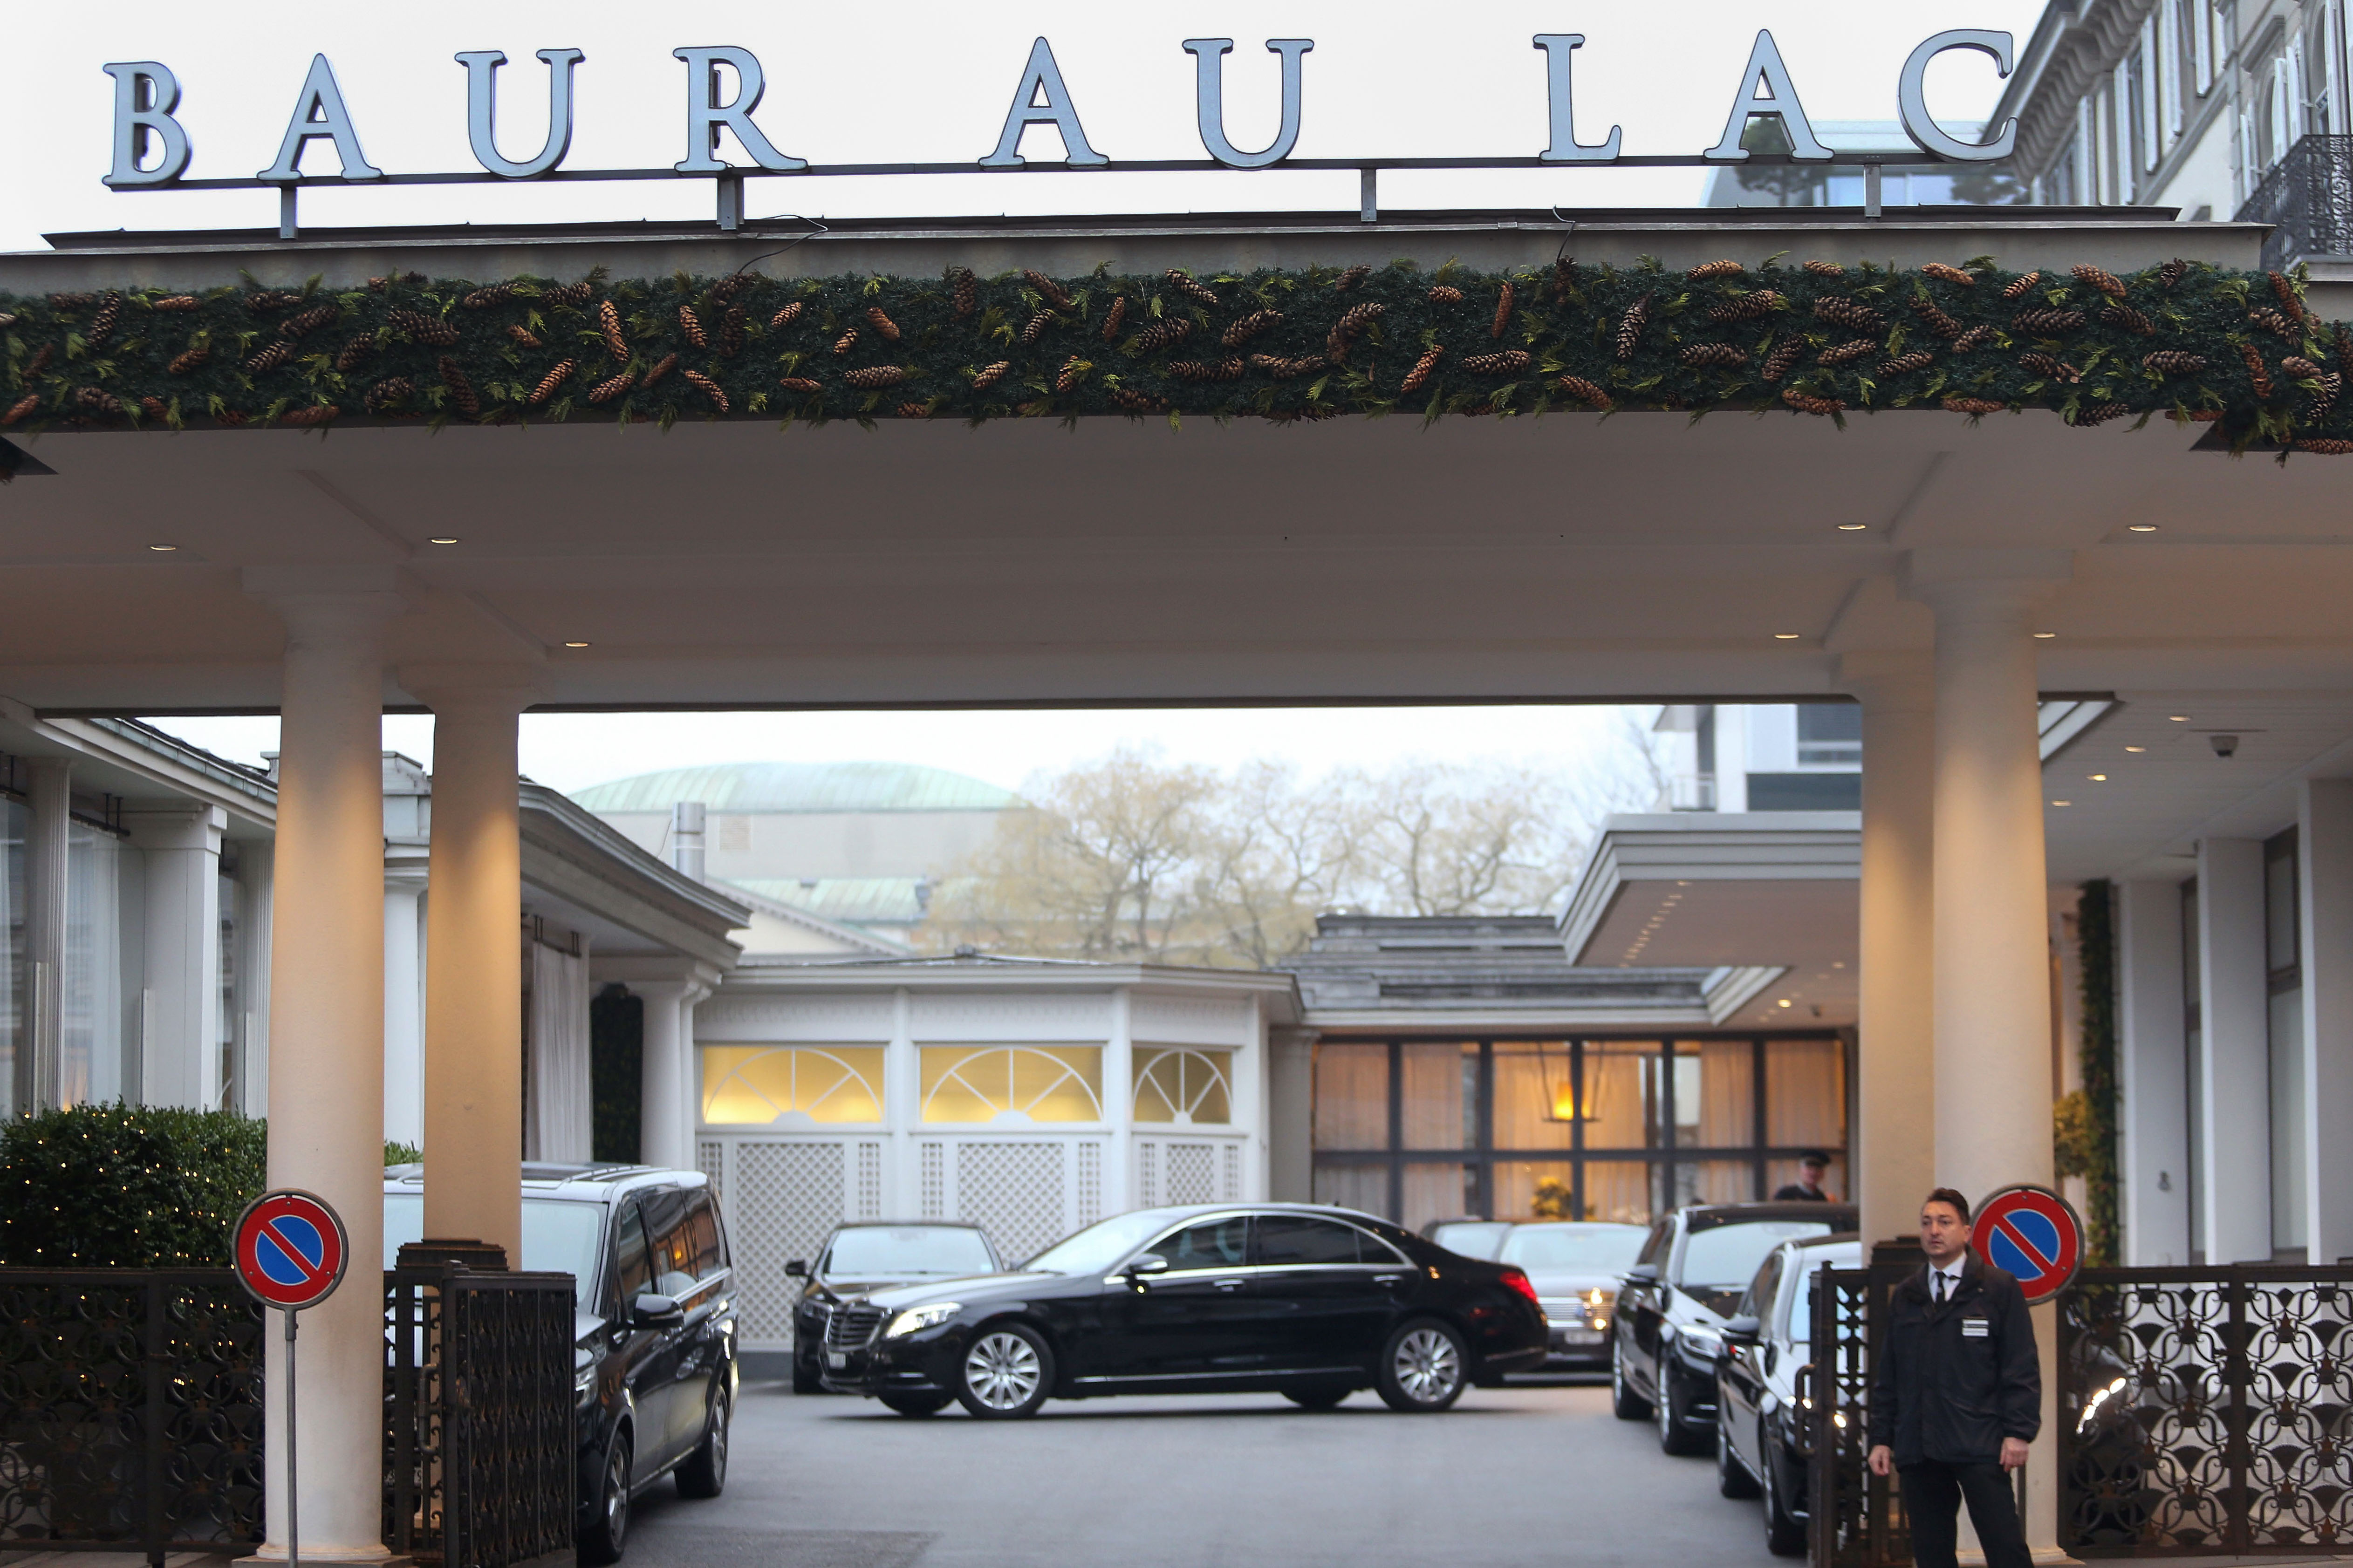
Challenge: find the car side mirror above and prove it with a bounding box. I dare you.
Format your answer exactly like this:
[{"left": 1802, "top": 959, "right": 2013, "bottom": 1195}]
[
  {"left": 784, "top": 1259, "right": 807, "bottom": 1279},
  {"left": 1723, "top": 1314, "right": 1762, "bottom": 1346},
  {"left": 1122, "top": 1256, "right": 1170, "bottom": 1282},
  {"left": 632, "top": 1293, "right": 684, "bottom": 1327},
  {"left": 1624, "top": 1263, "right": 1660, "bottom": 1285}
]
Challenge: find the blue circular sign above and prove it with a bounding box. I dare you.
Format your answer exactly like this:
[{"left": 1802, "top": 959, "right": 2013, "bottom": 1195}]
[{"left": 1972, "top": 1185, "right": 2083, "bottom": 1304}]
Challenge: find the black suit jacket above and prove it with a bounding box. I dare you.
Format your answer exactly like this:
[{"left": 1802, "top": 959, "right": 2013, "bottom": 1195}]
[{"left": 1867, "top": 1252, "right": 2040, "bottom": 1466}]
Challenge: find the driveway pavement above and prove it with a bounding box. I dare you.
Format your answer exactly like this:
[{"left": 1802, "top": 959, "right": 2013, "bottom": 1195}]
[{"left": 624, "top": 1375, "right": 1791, "bottom": 1568}]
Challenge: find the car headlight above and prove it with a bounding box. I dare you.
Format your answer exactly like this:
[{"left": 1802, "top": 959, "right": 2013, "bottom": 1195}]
[
  {"left": 1682, "top": 1326, "right": 1725, "bottom": 1360},
  {"left": 885, "top": 1302, "right": 963, "bottom": 1338},
  {"left": 575, "top": 1363, "right": 597, "bottom": 1403}
]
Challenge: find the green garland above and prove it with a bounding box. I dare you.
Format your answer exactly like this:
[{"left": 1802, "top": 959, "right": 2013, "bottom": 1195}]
[
  {"left": 2076, "top": 879, "right": 2121, "bottom": 1267},
  {"left": 3, "top": 254, "right": 2348, "bottom": 454}
]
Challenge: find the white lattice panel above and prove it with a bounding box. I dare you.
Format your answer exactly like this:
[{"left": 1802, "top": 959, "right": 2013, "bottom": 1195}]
[
  {"left": 1165, "top": 1142, "right": 1217, "bottom": 1204},
  {"left": 954, "top": 1142, "right": 1067, "bottom": 1264},
  {"left": 731, "top": 1141, "right": 847, "bottom": 1347},
  {"left": 1222, "top": 1143, "right": 1240, "bottom": 1201},
  {"left": 855, "top": 1141, "right": 883, "bottom": 1220},
  {"left": 920, "top": 1143, "right": 946, "bottom": 1219},
  {"left": 1136, "top": 1141, "right": 1158, "bottom": 1207},
  {"left": 698, "top": 1139, "right": 725, "bottom": 1202},
  {"left": 1075, "top": 1143, "right": 1102, "bottom": 1227}
]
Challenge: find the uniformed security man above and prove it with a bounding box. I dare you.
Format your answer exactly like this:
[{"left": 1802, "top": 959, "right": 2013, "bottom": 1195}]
[{"left": 1867, "top": 1187, "right": 2038, "bottom": 1568}]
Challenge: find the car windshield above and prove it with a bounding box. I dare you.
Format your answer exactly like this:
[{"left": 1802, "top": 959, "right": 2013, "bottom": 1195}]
[
  {"left": 1680, "top": 1219, "right": 1834, "bottom": 1288},
  {"left": 826, "top": 1226, "right": 996, "bottom": 1277},
  {"left": 1021, "top": 1209, "right": 1187, "bottom": 1275},
  {"left": 1499, "top": 1224, "right": 1647, "bottom": 1272},
  {"left": 383, "top": 1193, "right": 606, "bottom": 1309},
  {"left": 1428, "top": 1221, "right": 1512, "bottom": 1260}
]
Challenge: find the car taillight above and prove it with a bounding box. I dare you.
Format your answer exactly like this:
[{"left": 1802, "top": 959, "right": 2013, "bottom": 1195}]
[{"left": 1500, "top": 1268, "right": 1541, "bottom": 1307}]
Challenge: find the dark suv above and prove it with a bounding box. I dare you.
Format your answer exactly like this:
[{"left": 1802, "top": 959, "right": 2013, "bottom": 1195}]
[
  {"left": 1610, "top": 1201, "right": 1854, "bottom": 1454},
  {"left": 384, "top": 1163, "right": 736, "bottom": 1565},
  {"left": 788, "top": 1222, "right": 1003, "bottom": 1393}
]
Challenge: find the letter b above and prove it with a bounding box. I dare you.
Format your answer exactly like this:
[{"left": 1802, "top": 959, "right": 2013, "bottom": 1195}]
[{"left": 103, "top": 62, "right": 192, "bottom": 187}]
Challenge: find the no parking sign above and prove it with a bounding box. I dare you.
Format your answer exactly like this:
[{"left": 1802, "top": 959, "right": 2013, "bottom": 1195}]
[
  {"left": 231, "top": 1189, "right": 349, "bottom": 1568},
  {"left": 1972, "top": 1185, "right": 2084, "bottom": 1304}
]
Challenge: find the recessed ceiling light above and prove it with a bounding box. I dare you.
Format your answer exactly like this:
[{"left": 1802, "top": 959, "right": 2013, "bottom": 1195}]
[
  {"left": 1776, "top": 998, "right": 1793, "bottom": 1008},
  {"left": 1773, "top": 633, "right": 1801, "bottom": 640},
  {"left": 2125, "top": 745, "right": 2146, "bottom": 752},
  {"left": 1837, "top": 522, "right": 1867, "bottom": 531},
  {"left": 2169, "top": 715, "right": 2189, "bottom": 722},
  {"left": 147, "top": 543, "right": 177, "bottom": 552},
  {"left": 428, "top": 536, "right": 459, "bottom": 545},
  {"left": 2051, "top": 799, "right": 2073, "bottom": 807},
  {"left": 2033, "top": 631, "right": 2057, "bottom": 639},
  {"left": 2127, "top": 524, "right": 2159, "bottom": 532},
  {"left": 2089, "top": 773, "right": 2108, "bottom": 781},
  {"left": 563, "top": 641, "right": 590, "bottom": 648}
]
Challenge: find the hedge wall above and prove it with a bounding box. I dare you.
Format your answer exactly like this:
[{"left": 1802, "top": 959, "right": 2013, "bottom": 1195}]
[
  {"left": 0, "top": 1105, "right": 267, "bottom": 1268},
  {"left": 2, "top": 253, "right": 2347, "bottom": 454}
]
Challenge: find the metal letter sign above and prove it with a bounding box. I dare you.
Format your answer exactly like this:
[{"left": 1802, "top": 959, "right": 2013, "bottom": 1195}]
[
  {"left": 1899, "top": 30, "right": 2018, "bottom": 162},
  {"left": 457, "top": 48, "right": 586, "bottom": 179},
  {"left": 233, "top": 1189, "right": 349, "bottom": 1568},
  {"left": 1181, "top": 38, "right": 1313, "bottom": 169},
  {"left": 1972, "top": 1184, "right": 2084, "bottom": 1305}
]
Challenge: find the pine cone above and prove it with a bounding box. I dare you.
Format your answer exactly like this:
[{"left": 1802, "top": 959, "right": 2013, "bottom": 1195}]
[
  {"left": 2283, "top": 355, "right": 2325, "bottom": 378},
  {"left": 527, "top": 360, "right": 578, "bottom": 405},
  {"left": 2070, "top": 265, "right": 2127, "bottom": 300},
  {"left": 1678, "top": 342, "right": 1747, "bottom": 368},
  {"left": 896, "top": 402, "right": 932, "bottom": 419},
  {"left": 2310, "top": 371, "right": 2342, "bottom": 417},
  {"left": 1327, "top": 301, "right": 1384, "bottom": 363},
  {"left": 544, "top": 282, "right": 595, "bottom": 309},
  {"left": 1781, "top": 388, "right": 1844, "bottom": 416},
  {"left": 2013, "top": 308, "right": 2084, "bottom": 335},
  {"left": 2296, "top": 437, "right": 2353, "bottom": 454},
  {"left": 1877, "top": 351, "right": 1935, "bottom": 376},
  {"left": 1111, "top": 387, "right": 1170, "bottom": 414},
  {"left": 1165, "top": 268, "right": 1219, "bottom": 305},
  {"left": 1953, "top": 325, "right": 1996, "bottom": 352},
  {"left": 682, "top": 369, "right": 729, "bottom": 411},
  {"left": 2248, "top": 307, "right": 2300, "bottom": 340},
  {"left": 599, "top": 301, "right": 629, "bottom": 361},
  {"left": 506, "top": 325, "right": 544, "bottom": 348},
  {"left": 45, "top": 291, "right": 96, "bottom": 310},
  {"left": 2156, "top": 259, "right": 2189, "bottom": 289},
  {"left": 770, "top": 301, "right": 805, "bottom": 331},
  {"left": 1492, "top": 281, "right": 1515, "bottom": 338},
  {"left": 2338, "top": 326, "right": 2353, "bottom": 372},
  {"left": 834, "top": 326, "right": 860, "bottom": 355},
  {"left": 363, "top": 377, "right": 414, "bottom": 413},
  {"left": 865, "top": 306, "right": 902, "bottom": 342},
  {"left": 2097, "top": 303, "right": 2154, "bottom": 336},
  {"left": 438, "top": 357, "right": 479, "bottom": 417},
  {"left": 1056, "top": 356, "right": 1088, "bottom": 392},
  {"left": 244, "top": 291, "right": 302, "bottom": 314},
  {"left": 644, "top": 353, "right": 677, "bottom": 389},
  {"left": 1338, "top": 264, "right": 1372, "bottom": 292},
  {"left": 2242, "top": 343, "right": 2274, "bottom": 399},
  {"left": 1554, "top": 375, "right": 1611, "bottom": 408},
  {"left": 277, "top": 404, "right": 338, "bottom": 427},
  {"left": 776, "top": 376, "right": 822, "bottom": 393},
  {"left": 1401, "top": 347, "right": 1443, "bottom": 394},
  {"left": 242, "top": 342, "right": 293, "bottom": 374},
  {"left": 1762, "top": 337, "right": 1806, "bottom": 382},
  {"left": 1428, "top": 285, "right": 1465, "bottom": 305},
  {"left": 1167, "top": 359, "right": 1246, "bottom": 382},
  {"left": 1689, "top": 259, "right": 1743, "bottom": 281},
  {"left": 711, "top": 273, "right": 754, "bottom": 307},
  {"left": 1614, "top": 294, "right": 1652, "bottom": 361},
  {"left": 2071, "top": 399, "right": 2131, "bottom": 426},
  {"left": 2142, "top": 350, "right": 2207, "bottom": 374},
  {"left": 1911, "top": 297, "right": 1964, "bottom": 338},
  {"left": 1921, "top": 263, "right": 1976, "bottom": 287},
  {"left": 590, "top": 369, "right": 640, "bottom": 403},
  {"left": 971, "top": 361, "right": 1012, "bottom": 391},
  {"left": 949, "top": 267, "right": 978, "bottom": 319},
  {"left": 363, "top": 273, "right": 425, "bottom": 293},
  {"left": 720, "top": 306, "right": 746, "bottom": 358},
  {"left": 458, "top": 284, "right": 513, "bottom": 310},
  {"left": 75, "top": 386, "right": 122, "bottom": 417},
  {"left": 842, "top": 366, "right": 907, "bottom": 389},
  {"left": 1458, "top": 349, "right": 1532, "bottom": 375},
  {"left": 274, "top": 303, "right": 335, "bottom": 340},
  {"left": 1020, "top": 270, "right": 1074, "bottom": 311},
  {"left": 2019, "top": 351, "right": 2081, "bottom": 383},
  {"left": 150, "top": 295, "right": 201, "bottom": 312},
  {"left": 168, "top": 345, "right": 211, "bottom": 375},
  {"left": 1130, "top": 318, "right": 1194, "bottom": 354},
  {"left": 1812, "top": 298, "right": 1882, "bottom": 331},
  {"left": 1802, "top": 260, "right": 1845, "bottom": 277},
  {"left": 2001, "top": 271, "right": 2042, "bottom": 300},
  {"left": 1102, "top": 297, "right": 1129, "bottom": 342},
  {"left": 1221, "top": 309, "right": 1282, "bottom": 348},
  {"left": 391, "top": 308, "right": 459, "bottom": 345},
  {"left": 1942, "top": 397, "right": 2006, "bottom": 414},
  {"left": 1708, "top": 290, "right": 1783, "bottom": 322},
  {"left": 24, "top": 344, "right": 53, "bottom": 377},
  {"left": 138, "top": 396, "right": 166, "bottom": 421},
  {"left": 1551, "top": 257, "right": 1576, "bottom": 300},
  {"left": 678, "top": 306, "right": 709, "bottom": 349},
  {"left": 1819, "top": 340, "right": 1877, "bottom": 366},
  {"left": 1250, "top": 354, "right": 1329, "bottom": 378},
  {"left": 2270, "top": 271, "right": 2311, "bottom": 323},
  {"left": 0, "top": 394, "right": 40, "bottom": 426},
  {"left": 86, "top": 293, "right": 123, "bottom": 342},
  {"left": 1019, "top": 311, "right": 1055, "bottom": 345}
]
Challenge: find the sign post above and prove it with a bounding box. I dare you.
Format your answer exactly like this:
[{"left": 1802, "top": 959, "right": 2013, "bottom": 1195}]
[{"left": 232, "top": 1190, "right": 350, "bottom": 1568}]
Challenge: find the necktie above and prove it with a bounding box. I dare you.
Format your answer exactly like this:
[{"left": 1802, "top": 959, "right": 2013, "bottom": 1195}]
[{"left": 1934, "top": 1270, "right": 1948, "bottom": 1303}]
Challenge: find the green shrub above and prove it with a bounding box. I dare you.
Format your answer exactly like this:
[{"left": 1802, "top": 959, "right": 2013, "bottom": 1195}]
[{"left": 0, "top": 1104, "right": 267, "bottom": 1268}]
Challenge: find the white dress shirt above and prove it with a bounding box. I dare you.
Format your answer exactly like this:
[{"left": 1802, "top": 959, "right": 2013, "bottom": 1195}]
[{"left": 1929, "top": 1260, "right": 1965, "bottom": 1302}]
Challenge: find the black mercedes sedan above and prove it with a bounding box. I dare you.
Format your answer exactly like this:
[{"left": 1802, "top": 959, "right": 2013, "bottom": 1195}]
[
  {"left": 786, "top": 1222, "right": 1002, "bottom": 1393},
  {"left": 819, "top": 1203, "right": 1548, "bottom": 1418}
]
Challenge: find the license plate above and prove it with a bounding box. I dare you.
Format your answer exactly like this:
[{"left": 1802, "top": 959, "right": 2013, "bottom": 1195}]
[
  {"left": 826, "top": 1351, "right": 848, "bottom": 1369},
  {"left": 1557, "top": 1329, "right": 1604, "bottom": 1345}
]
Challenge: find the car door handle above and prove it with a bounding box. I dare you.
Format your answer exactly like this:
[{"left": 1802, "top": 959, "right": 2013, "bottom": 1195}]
[
  {"left": 1213, "top": 1278, "right": 1247, "bottom": 1291},
  {"left": 1374, "top": 1274, "right": 1407, "bottom": 1285}
]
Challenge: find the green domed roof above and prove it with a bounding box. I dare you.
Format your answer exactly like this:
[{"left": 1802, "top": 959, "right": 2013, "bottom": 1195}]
[{"left": 570, "top": 761, "right": 1021, "bottom": 815}]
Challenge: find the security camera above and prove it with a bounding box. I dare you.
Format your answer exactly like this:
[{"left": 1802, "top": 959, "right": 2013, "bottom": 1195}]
[{"left": 2210, "top": 734, "right": 2239, "bottom": 758}]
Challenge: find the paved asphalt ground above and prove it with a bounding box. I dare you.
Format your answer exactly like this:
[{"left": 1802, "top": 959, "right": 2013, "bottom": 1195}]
[{"left": 623, "top": 1375, "right": 1792, "bottom": 1568}]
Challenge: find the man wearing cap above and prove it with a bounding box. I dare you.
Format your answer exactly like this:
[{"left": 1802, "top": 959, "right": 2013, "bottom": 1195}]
[
  {"left": 1774, "top": 1151, "right": 1835, "bottom": 1201},
  {"left": 1867, "top": 1187, "right": 2038, "bottom": 1568}
]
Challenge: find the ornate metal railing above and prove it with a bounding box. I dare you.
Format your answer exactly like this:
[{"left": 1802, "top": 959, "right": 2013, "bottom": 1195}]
[
  {"left": 0, "top": 1269, "right": 266, "bottom": 1564},
  {"left": 383, "top": 1263, "right": 575, "bottom": 1568},
  {"left": 2059, "top": 1265, "right": 2353, "bottom": 1556},
  {"left": 1810, "top": 1262, "right": 1910, "bottom": 1568},
  {"left": 2238, "top": 135, "right": 2353, "bottom": 272}
]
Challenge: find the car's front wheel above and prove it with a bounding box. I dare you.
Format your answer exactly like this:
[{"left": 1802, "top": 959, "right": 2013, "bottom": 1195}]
[
  {"left": 1375, "top": 1319, "right": 1469, "bottom": 1412},
  {"left": 576, "top": 1430, "right": 630, "bottom": 1566},
  {"left": 1656, "top": 1362, "right": 1705, "bottom": 1455},
  {"left": 675, "top": 1390, "right": 728, "bottom": 1499},
  {"left": 954, "top": 1323, "right": 1054, "bottom": 1419},
  {"left": 1611, "top": 1340, "right": 1652, "bottom": 1420},
  {"left": 1760, "top": 1429, "right": 1806, "bottom": 1555}
]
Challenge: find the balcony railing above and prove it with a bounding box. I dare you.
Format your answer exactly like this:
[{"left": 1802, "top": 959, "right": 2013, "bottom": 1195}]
[{"left": 2237, "top": 134, "right": 2353, "bottom": 272}]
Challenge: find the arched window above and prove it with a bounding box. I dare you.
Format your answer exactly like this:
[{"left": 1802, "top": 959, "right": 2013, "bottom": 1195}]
[
  {"left": 1132, "top": 1048, "right": 1233, "bottom": 1125},
  {"left": 919, "top": 1045, "right": 1103, "bottom": 1123},
  {"left": 700, "top": 1045, "right": 884, "bottom": 1125}
]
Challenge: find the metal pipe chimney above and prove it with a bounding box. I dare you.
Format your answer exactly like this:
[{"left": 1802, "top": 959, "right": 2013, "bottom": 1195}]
[{"left": 670, "top": 801, "right": 706, "bottom": 882}]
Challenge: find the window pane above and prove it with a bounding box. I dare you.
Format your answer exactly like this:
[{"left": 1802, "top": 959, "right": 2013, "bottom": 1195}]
[
  {"left": 1669, "top": 1157, "right": 1755, "bottom": 1209},
  {"left": 1584, "top": 1042, "right": 1660, "bottom": 1149},
  {"left": 1313, "top": 1043, "right": 1389, "bottom": 1150},
  {"left": 1765, "top": 1038, "right": 1846, "bottom": 1148},
  {"left": 702, "top": 1045, "right": 884, "bottom": 1125},
  {"left": 1256, "top": 1215, "right": 1362, "bottom": 1265},
  {"left": 1313, "top": 1161, "right": 1389, "bottom": 1219},
  {"left": 919, "top": 1045, "right": 1102, "bottom": 1123},
  {"left": 1140, "top": 1214, "right": 1251, "bottom": 1272},
  {"left": 1680, "top": 1039, "right": 1755, "bottom": 1148},
  {"left": 1400, "top": 1162, "right": 1476, "bottom": 1233},
  {"left": 1492, "top": 1160, "right": 1576, "bottom": 1220},
  {"left": 1585, "top": 1160, "right": 1656, "bottom": 1226},
  {"left": 1492, "top": 1043, "right": 1576, "bottom": 1151},
  {"left": 615, "top": 1201, "right": 650, "bottom": 1300},
  {"left": 2266, "top": 836, "right": 2299, "bottom": 974},
  {"left": 1768, "top": 1154, "right": 1847, "bottom": 1202},
  {"left": 1399, "top": 1042, "right": 1472, "bottom": 1149},
  {"left": 1133, "top": 1047, "right": 1233, "bottom": 1125}
]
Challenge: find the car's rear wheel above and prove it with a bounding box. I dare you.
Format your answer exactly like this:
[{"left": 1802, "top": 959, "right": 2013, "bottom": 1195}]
[
  {"left": 1611, "top": 1340, "right": 1652, "bottom": 1420},
  {"left": 1760, "top": 1430, "right": 1806, "bottom": 1555},
  {"left": 1656, "top": 1363, "right": 1705, "bottom": 1455},
  {"left": 675, "top": 1389, "right": 728, "bottom": 1499},
  {"left": 1717, "top": 1409, "right": 1760, "bottom": 1498},
  {"left": 1375, "top": 1320, "right": 1469, "bottom": 1412},
  {"left": 954, "top": 1323, "right": 1053, "bottom": 1419},
  {"left": 1281, "top": 1382, "right": 1351, "bottom": 1411},
  {"left": 879, "top": 1391, "right": 954, "bottom": 1416},
  {"left": 576, "top": 1430, "right": 630, "bottom": 1566}
]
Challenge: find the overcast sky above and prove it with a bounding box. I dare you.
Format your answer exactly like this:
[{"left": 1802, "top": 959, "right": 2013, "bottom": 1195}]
[{"left": 19, "top": 1, "right": 2037, "bottom": 798}]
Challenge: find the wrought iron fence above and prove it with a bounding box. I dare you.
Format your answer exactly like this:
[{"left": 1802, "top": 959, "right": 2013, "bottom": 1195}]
[
  {"left": 383, "top": 1263, "right": 575, "bottom": 1568},
  {"left": 2238, "top": 135, "right": 2353, "bottom": 272},
  {"left": 1810, "top": 1262, "right": 1910, "bottom": 1568},
  {"left": 0, "top": 1269, "right": 265, "bottom": 1564}
]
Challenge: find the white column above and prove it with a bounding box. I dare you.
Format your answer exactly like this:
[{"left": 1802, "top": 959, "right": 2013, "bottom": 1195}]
[
  {"left": 1841, "top": 653, "right": 1937, "bottom": 1247},
  {"left": 381, "top": 874, "right": 426, "bottom": 1152},
  {"left": 888, "top": 987, "right": 917, "bottom": 1213},
  {"left": 21, "top": 756, "right": 70, "bottom": 1114},
  {"left": 2298, "top": 780, "right": 2353, "bottom": 1263},
  {"left": 238, "top": 841, "right": 275, "bottom": 1120},
  {"left": 405, "top": 667, "right": 538, "bottom": 1264},
  {"left": 2196, "top": 837, "right": 2271, "bottom": 1262},
  {"left": 123, "top": 804, "right": 227, "bottom": 1110},
  {"left": 1265, "top": 1026, "right": 1317, "bottom": 1202},
  {"left": 1107, "top": 987, "right": 1134, "bottom": 1212},
  {"left": 244, "top": 564, "right": 405, "bottom": 1566},
  {"left": 2117, "top": 879, "right": 2191, "bottom": 1265}
]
